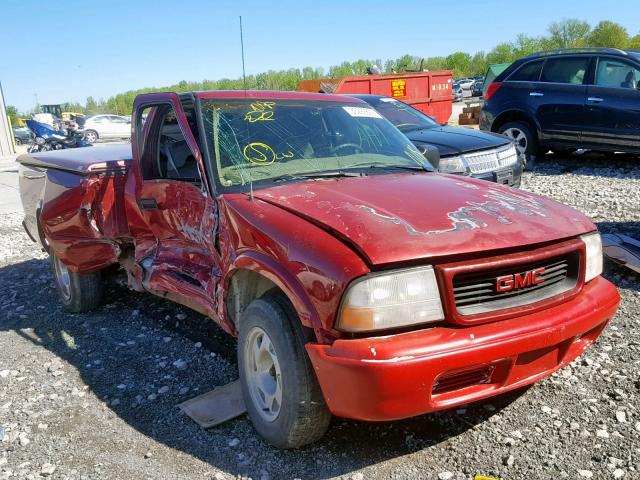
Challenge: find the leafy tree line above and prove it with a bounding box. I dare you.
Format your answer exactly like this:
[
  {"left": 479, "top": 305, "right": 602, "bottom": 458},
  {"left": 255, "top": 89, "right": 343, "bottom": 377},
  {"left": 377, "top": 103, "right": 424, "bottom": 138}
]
[{"left": 10, "top": 18, "right": 640, "bottom": 118}]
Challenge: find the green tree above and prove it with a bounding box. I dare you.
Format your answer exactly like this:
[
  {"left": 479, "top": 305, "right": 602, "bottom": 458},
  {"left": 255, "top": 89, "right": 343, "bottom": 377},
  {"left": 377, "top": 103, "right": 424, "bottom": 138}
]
[
  {"left": 587, "top": 20, "right": 629, "bottom": 48},
  {"left": 469, "top": 52, "right": 487, "bottom": 76},
  {"left": 545, "top": 19, "right": 591, "bottom": 48},
  {"left": 512, "top": 34, "right": 545, "bottom": 58},
  {"left": 86, "top": 96, "right": 98, "bottom": 114},
  {"left": 628, "top": 34, "right": 640, "bottom": 49},
  {"left": 424, "top": 56, "right": 447, "bottom": 71},
  {"left": 6, "top": 105, "right": 20, "bottom": 125},
  {"left": 486, "top": 42, "right": 515, "bottom": 65},
  {"left": 445, "top": 51, "right": 472, "bottom": 77}
]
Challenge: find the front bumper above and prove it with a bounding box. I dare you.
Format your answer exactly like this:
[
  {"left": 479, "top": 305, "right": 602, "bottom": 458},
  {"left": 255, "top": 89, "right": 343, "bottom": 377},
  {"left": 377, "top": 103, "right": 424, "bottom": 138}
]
[
  {"left": 468, "top": 157, "right": 523, "bottom": 187},
  {"left": 306, "top": 277, "right": 619, "bottom": 421}
]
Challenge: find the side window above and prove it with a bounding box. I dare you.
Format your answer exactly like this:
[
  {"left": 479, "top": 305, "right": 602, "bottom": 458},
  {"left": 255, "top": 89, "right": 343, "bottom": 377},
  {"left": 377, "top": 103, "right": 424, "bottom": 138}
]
[
  {"left": 92, "top": 116, "right": 105, "bottom": 123},
  {"left": 540, "top": 57, "right": 589, "bottom": 85},
  {"left": 140, "top": 105, "right": 201, "bottom": 184},
  {"left": 595, "top": 58, "right": 640, "bottom": 89},
  {"left": 508, "top": 60, "right": 543, "bottom": 82},
  {"left": 111, "top": 116, "right": 127, "bottom": 123}
]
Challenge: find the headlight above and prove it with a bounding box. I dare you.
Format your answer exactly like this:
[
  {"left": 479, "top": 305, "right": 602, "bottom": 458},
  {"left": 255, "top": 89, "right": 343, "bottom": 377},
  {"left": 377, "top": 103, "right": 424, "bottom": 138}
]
[
  {"left": 337, "top": 266, "right": 444, "bottom": 332},
  {"left": 581, "top": 232, "right": 603, "bottom": 282},
  {"left": 438, "top": 155, "right": 467, "bottom": 174},
  {"left": 35, "top": 136, "right": 45, "bottom": 145}
]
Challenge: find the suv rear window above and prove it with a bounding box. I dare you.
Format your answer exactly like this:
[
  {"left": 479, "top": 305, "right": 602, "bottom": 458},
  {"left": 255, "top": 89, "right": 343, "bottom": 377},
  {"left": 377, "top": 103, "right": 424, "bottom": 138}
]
[
  {"left": 540, "top": 57, "right": 589, "bottom": 85},
  {"left": 508, "top": 60, "right": 543, "bottom": 82},
  {"left": 595, "top": 58, "right": 640, "bottom": 89}
]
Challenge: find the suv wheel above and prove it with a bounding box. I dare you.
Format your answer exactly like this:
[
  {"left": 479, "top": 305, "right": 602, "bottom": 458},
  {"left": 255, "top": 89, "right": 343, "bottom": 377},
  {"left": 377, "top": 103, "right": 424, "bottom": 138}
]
[
  {"left": 238, "top": 293, "right": 331, "bottom": 448},
  {"left": 498, "top": 121, "right": 538, "bottom": 170}
]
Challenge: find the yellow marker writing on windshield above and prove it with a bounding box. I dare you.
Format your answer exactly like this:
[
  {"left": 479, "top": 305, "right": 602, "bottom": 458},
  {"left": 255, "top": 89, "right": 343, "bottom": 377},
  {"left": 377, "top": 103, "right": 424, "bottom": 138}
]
[
  {"left": 245, "top": 102, "right": 276, "bottom": 123},
  {"left": 243, "top": 142, "right": 294, "bottom": 164}
]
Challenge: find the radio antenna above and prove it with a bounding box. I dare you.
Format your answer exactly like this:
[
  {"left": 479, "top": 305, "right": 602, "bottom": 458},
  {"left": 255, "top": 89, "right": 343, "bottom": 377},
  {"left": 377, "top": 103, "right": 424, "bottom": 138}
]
[
  {"left": 239, "top": 16, "right": 247, "bottom": 95},
  {"left": 239, "top": 16, "right": 253, "bottom": 201}
]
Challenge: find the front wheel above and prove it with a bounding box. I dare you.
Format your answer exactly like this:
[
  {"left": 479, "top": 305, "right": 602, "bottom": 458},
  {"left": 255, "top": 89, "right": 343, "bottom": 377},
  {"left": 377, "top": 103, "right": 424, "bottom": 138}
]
[
  {"left": 238, "top": 293, "right": 331, "bottom": 449},
  {"left": 84, "top": 130, "right": 98, "bottom": 144},
  {"left": 498, "top": 121, "right": 538, "bottom": 170},
  {"left": 50, "top": 253, "right": 103, "bottom": 312}
]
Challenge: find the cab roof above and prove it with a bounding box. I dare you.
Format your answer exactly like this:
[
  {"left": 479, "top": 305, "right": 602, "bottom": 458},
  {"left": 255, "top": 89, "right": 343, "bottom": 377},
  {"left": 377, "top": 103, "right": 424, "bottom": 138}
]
[{"left": 194, "top": 90, "right": 364, "bottom": 103}]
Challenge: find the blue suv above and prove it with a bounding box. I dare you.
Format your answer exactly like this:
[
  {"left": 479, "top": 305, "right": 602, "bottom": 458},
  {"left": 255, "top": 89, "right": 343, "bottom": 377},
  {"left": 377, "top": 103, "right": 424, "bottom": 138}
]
[{"left": 480, "top": 48, "right": 640, "bottom": 166}]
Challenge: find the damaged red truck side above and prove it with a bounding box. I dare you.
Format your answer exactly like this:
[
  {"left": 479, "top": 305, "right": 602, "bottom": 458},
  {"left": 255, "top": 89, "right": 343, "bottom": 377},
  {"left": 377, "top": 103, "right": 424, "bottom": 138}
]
[{"left": 18, "top": 91, "right": 620, "bottom": 448}]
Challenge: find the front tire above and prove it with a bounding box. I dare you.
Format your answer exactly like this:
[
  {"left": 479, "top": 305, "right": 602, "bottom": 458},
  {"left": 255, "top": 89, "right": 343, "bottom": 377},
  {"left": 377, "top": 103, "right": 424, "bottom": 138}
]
[
  {"left": 84, "top": 130, "right": 98, "bottom": 144},
  {"left": 498, "top": 121, "right": 538, "bottom": 170},
  {"left": 238, "top": 293, "right": 331, "bottom": 449},
  {"left": 50, "top": 253, "right": 103, "bottom": 312}
]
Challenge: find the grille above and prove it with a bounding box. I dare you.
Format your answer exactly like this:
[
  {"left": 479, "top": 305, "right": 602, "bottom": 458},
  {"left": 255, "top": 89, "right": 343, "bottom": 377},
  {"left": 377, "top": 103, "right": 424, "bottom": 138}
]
[
  {"left": 462, "top": 144, "right": 519, "bottom": 174},
  {"left": 452, "top": 253, "right": 579, "bottom": 315}
]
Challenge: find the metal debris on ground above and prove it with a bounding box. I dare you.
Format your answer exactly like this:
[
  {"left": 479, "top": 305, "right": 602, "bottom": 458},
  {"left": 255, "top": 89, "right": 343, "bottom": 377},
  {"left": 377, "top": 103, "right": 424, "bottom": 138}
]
[
  {"left": 178, "top": 380, "right": 246, "bottom": 428},
  {"left": 602, "top": 233, "right": 640, "bottom": 274}
]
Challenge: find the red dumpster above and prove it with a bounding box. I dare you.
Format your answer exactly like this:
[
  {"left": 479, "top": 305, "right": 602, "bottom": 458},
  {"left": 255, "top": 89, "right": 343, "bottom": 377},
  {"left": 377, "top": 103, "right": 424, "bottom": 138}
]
[{"left": 297, "top": 71, "right": 453, "bottom": 124}]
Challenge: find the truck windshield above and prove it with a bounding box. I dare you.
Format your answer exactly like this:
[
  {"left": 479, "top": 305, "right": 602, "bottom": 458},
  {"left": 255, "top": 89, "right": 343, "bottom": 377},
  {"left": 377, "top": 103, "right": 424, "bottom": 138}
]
[{"left": 200, "top": 98, "right": 430, "bottom": 190}]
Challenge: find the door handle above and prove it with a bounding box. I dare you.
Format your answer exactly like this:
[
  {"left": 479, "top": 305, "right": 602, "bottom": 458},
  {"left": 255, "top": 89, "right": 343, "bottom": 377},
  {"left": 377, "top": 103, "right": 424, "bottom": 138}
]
[
  {"left": 138, "top": 197, "right": 158, "bottom": 210},
  {"left": 587, "top": 96, "right": 604, "bottom": 103},
  {"left": 529, "top": 92, "right": 544, "bottom": 97}
]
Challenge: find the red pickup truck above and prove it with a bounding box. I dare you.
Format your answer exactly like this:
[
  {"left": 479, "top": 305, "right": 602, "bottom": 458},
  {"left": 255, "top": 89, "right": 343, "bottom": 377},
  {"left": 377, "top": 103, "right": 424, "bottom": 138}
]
[{"left": 17, "top": 91, "right": 620, "bottom": 449}]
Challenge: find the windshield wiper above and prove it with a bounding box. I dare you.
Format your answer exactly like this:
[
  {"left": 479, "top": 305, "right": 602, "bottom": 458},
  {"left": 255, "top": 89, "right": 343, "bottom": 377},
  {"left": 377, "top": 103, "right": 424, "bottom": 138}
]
[
  {"left": 348, "top": 163, "right": 429, "bottom": 172},
  {"left": 272, "top": 170, "right": 365, "bottom": 182}
]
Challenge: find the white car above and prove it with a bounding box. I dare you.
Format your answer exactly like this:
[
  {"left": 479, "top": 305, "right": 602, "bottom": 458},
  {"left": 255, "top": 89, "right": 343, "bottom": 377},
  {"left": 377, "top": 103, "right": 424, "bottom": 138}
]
[
  {"left": 83, "top": 115, "right": 131, "bottom": 143},
  {"left": 457, "top": 78, "right": 475, "bottom": 90}
]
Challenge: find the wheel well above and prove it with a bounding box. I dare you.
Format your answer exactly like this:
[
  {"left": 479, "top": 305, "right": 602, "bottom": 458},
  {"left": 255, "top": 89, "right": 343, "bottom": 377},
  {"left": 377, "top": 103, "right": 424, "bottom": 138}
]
[
  {"left": 491, "top": 111, "right": 537, "bottom": 134},
  {"left": 225, "top": 269, "right": 280, "bottom": 328}
]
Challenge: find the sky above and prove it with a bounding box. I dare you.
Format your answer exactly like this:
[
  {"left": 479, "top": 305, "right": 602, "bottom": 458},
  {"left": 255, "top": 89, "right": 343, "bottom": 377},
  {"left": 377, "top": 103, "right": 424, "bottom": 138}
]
[{"left": 1, "top": 0, "right": 639, "bottom": 112}]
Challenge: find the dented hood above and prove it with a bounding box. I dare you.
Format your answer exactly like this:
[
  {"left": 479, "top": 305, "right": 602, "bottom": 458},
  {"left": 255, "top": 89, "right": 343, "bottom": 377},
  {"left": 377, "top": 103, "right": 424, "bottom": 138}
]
[{"left": 254, "top": 173, "right": 595, "bottom": 265}]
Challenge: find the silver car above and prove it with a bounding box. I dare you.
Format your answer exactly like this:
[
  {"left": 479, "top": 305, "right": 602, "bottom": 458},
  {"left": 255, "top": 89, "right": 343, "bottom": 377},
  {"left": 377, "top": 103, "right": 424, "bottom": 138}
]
[{"left": 83, "top": 115, "right": 131, "bottom": 143}]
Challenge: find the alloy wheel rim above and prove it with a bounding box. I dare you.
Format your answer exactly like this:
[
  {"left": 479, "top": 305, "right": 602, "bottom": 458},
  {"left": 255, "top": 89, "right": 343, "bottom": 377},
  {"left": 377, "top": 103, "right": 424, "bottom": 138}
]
[
  {"left": 53, "top": 256, "right": 71, "bottom": 301},
  {"left": 86, "top": 132, "right": 96, "bottom": 143},
  {"left": 244, "top": 327, "right": 282, "bottom": 422},
  {"left": 503, "top": 127, "right": 528, "bottom": 154}
]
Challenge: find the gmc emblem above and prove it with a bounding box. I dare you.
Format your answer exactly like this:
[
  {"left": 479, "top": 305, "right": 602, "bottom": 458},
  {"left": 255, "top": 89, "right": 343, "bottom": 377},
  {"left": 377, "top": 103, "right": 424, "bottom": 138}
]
[{"left": 496, "top": 267, "right": 545, "bottom": 293}]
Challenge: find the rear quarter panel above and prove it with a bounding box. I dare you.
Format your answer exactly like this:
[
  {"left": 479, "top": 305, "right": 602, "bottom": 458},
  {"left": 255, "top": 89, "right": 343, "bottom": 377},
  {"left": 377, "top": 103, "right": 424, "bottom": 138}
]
[{"left": 18, "top": 158, "right": 129, "bottom": 273}]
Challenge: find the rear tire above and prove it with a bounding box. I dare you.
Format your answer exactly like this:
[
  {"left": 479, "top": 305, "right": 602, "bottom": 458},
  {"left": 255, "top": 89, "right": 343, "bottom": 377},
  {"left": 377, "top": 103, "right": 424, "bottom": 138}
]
[
  {"left": 50, "top": 253, "right": 103, "bottom": 312},
  {"left": 498, "top": 121, "right": 538, "bottom": 170},
  {"left": 238, "top": 293, "right": 331, "bottom": 449}
]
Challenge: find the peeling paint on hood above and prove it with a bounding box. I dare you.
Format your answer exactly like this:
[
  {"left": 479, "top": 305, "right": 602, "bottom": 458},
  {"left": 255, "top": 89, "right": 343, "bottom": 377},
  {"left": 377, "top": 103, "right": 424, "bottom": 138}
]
[{"left": 253, "top": 173, "right": 596, "bottom": 265}]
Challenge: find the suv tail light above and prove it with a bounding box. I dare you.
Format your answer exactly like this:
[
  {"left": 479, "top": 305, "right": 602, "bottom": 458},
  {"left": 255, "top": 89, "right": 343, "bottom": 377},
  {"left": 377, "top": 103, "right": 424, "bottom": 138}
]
[{"left": 484, "top": 82, "right": 503, "bottom": 101}]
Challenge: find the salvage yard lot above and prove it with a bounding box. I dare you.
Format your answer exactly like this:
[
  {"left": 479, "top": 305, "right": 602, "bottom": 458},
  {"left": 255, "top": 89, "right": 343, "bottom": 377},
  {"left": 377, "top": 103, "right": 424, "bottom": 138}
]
[{"left": 1, "top": 153, "right": 639, "bottom": 479}]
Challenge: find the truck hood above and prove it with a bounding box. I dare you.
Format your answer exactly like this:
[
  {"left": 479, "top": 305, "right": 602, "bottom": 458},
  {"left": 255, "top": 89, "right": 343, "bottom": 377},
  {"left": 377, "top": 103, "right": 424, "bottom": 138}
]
[
  {"left": 405, "top": 125, "right": 509, "bottom": 157},
  {"left": 254, "top": 173, "right": 595, "bottom": 265}
]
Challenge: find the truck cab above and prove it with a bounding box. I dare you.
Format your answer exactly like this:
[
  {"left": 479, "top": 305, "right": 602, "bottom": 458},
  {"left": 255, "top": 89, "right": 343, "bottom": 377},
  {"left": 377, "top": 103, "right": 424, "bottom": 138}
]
[{"left": 17, "top": 90, "right": 620, "bottom": 449}]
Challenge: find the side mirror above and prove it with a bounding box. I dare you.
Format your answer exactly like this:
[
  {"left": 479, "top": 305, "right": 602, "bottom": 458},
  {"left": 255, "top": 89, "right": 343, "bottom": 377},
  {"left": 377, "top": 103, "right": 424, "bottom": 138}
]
[{"left": 418, "top": 143, "right": 440, "bottom": 169}]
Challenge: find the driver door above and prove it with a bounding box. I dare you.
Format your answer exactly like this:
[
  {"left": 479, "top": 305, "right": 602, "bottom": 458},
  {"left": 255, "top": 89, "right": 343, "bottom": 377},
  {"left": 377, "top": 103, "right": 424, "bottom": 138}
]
[{"left": 125, "top": 93, "right": 222, "bottom": 320}]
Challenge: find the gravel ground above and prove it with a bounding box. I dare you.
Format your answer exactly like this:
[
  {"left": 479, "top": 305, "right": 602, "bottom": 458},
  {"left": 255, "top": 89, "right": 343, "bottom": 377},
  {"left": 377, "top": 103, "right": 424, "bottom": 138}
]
[{"left": 1, "top": 153, "right": 639, "bottom": 480}]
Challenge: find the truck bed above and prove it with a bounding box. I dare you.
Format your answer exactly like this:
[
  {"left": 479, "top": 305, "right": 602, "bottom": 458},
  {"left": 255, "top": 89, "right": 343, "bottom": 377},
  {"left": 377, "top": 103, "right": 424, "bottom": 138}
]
[
  {"left": 17, "top": 145, "right": 132, "bottom": 272},
  {"left": 17, "top": 144, "right": 132, "bottom": 174}
]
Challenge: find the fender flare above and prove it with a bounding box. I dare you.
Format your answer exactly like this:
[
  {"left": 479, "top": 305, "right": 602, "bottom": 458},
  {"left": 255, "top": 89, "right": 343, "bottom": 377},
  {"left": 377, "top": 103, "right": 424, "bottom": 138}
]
[
  {"left": 225, "top": 250, "right": 322, "bottom": 334},
  {"left": 493, "top": 108, "right": 542, "bottom": 137}
]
